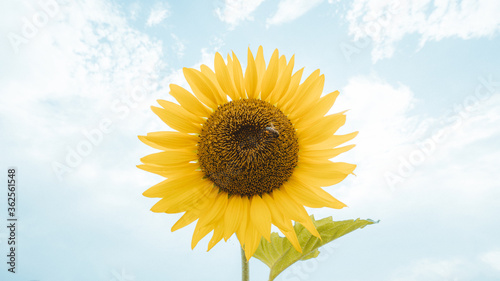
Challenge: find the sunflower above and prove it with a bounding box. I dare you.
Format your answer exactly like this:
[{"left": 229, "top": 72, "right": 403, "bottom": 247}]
[{"left": 138, "top": 46, "right": 357, "bottom": 260}]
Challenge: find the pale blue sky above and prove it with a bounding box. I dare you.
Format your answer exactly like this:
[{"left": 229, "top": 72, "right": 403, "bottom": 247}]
[{"left": 1, "top": 0, "right": 500, "bottom": 280}]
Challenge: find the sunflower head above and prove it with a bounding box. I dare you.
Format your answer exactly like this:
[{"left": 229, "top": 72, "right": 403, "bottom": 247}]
[
  {"left": 138, "top": 46, "right": 357, "bottom": 260},
  {"left": 198, "top": 98, "right": 299, "bottom": 197}
]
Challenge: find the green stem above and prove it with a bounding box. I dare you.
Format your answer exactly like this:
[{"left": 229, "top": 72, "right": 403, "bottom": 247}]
[{"left": 241, "top": 247, "right": 249, "bottom": 281}]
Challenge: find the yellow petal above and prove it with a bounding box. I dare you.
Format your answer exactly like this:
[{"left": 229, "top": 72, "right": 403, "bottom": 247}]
[
  {"left": 169, "top": 84, "right": 212, "bottom": 117},
  {"left": 269, "top": 55, "right": 294, "bottom": 105},
  {"left": 198, "top": 191, "right": 228, "bottom": 227},
  {"left": 172, "top": 201, "right": 209, "bottom": 232},
  {"left": 290, "top": 74, "right": 325, "bottom": 119},
  {"left": 302, "top": 131, "right": 359, "bottom": 150},
  {"left": 138, "top": 135, "right": 166, "bottom": 150},
  {"left": 141, "top": 131, "right": 198, "bottom": 150},
  {"left": 301, "top": 161, "right": 356, "bottom": 175},
  {"left": 272, "top": 188, "right": 320, "bottom": 238},
  {"left": 245, "top": 47, "right": 258, "bottom": 99},
  {"left": 278, "top": 68, "right": 304, "bottom": 113},
  {"left": 142, "top": 171, "right": 206, "bottom": 198},
  {"left": 183, "top": 68, "right": 218, "bottom": 109},
  {"left": 150, "top": 180, "right": 210, "bottom": 213},
  {"left": 189, "top": 187, "right": 221, "bottom": 248},
  {"left": 152, "top": 189, "right": 212, "bottom": 214},
  {"left": 262, "top": 193, "right": 293, "bottom": 232},
  {"left": 151, "top": 106, "right": 201, "bottom": 133},
  {"left": 293, "top": 161, "right": 356, "bottom": 187},
  {"left": 226, "top": 54, "right": 234, "bottom": 84},
  {"left": 137, "top": 162, "right": 198, "bottom": 178},
  {"left": 290, "top": 172, "right": 339, "bottom": 187},
  {"left": 282, "top": 229, "right": 302, "bottom": 253},
  {"left": 250, "top": 195, "right": 272, "bottom": 242},
  {"left": 223, "top": 195, "right": 243, "bottom": 241},
  {"left": 137, "top": 161, "right": 194, "bottom": 171},
  {"left": 284, "top": 69, "right": 320, "bottom": 112},
  {"left": 299, "top": 144, "right": 356, "bottom": 163},
  {"left": 244, "top": 221, "right": 261, "bottom": 261},
  {"left": 232, "top": 51, "right": 246, "bottom": 99},
  {"left": 278, "top": 55, "right": 287, "bottom": 76},
  {"left": 172, "top": 211, "right": 199, "bottom": 232},
  {"left": 140, "top": 150, "right": 197, "bottom": 166},
  {"left": 263, "top": 193, "right": 300, "bottom": 252},
  {"left": 157, "top": 99, "right": 205, "bottom": 124},
  {"left": 261, "top": 49, "right": 279, "bottom": 102},
  {"left": 200, "top": 64, "right": 228, "bottom": 104},
  {"left": 255, "top": 46, "right": 266, "bottom": 98},
  {"left": 191, "top": 221, "right": 214, "bottom": 249},
  {"left": 294, "top": 90, "right": 339, "bottom": 129},
  {"left": 255, "top": 46, "right": 266, "bottom": 80},
  {"left": 297, "top": 112, "right": 347, "bottom": 145},
  {"left": 236, "top": 197, "right": 250, "bottom": 245},
  {"left": 208, "top": 224, "right": 225, "bottom": 251},
  {"left": 284, "top": 176, "right": 347, "bottom": 209},
  {"left": 215, "top": 52, "right": 238, "bottom": 101}
]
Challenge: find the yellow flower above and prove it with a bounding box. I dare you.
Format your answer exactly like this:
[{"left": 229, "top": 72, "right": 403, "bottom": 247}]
[{"left": 138, "top": 47, "right": 357, "bottom": 260}]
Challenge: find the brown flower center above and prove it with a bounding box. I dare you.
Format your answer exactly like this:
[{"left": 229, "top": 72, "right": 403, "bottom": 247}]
[{"left": 198, "top": 99, "right": 298, "bottom": 197}]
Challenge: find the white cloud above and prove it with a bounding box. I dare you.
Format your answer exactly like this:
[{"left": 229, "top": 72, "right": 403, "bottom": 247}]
[
  {"left": 481, "top": 250, "right": 500, "bottom": 271},
  {"left": 391, "top": 257, "right": 466, "bottom": 281},
  {"left": 0, "top": 0, "right": 165, "bottom": 181},
  {"left": 322, "top": 74, "right": 500, "bottom": 223},
  {"left": 215, "top": 0, "right": 266, "bottom": 28},
  {"left": 1, "top": 1, "right": 499, "bottom": 278},
  {"left": 0, "top": 0, "right": 200, "bottom": 279},
  {"left": 129, "top": 2, "right": 141, "bottom": 21},
  {"left": 170, "top": 33, "right": 185, "bottom": 58},
  {"left": 345, "top": 0, "right": 500, "bottom": 62},
  {"left": 322, "top": 75, "right": 421, "bottom": 211},
  {"left": 146, "top": 2, "right": 170, "bottom": 27},
  {"left": 390, "top": 251, "right": 500, "bottom": 281},
  {"left": 266, "top": 0, "right": 323, "bottom": 26},
  {"left": 326, "top": 75, "right": 500, "bottom": 281}
]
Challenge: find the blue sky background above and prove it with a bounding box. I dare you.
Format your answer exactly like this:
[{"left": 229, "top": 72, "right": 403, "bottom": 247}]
[{"left": 1, "top": 0, "right": 500, "bottom": 280}]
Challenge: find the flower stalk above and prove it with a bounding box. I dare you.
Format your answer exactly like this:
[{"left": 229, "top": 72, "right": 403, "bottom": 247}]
[{"left": 241, "top": 247, "right": 249, "bottom": 281}]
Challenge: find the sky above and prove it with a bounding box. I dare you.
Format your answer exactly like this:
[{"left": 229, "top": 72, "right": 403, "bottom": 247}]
[{"left": 0, "top": 0, "right": 499, "bottom": 280}]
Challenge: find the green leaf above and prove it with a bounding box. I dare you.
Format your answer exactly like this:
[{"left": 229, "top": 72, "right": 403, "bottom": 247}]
[{"left": 253, "top": 216, "right": 378, "bottom": 281}]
